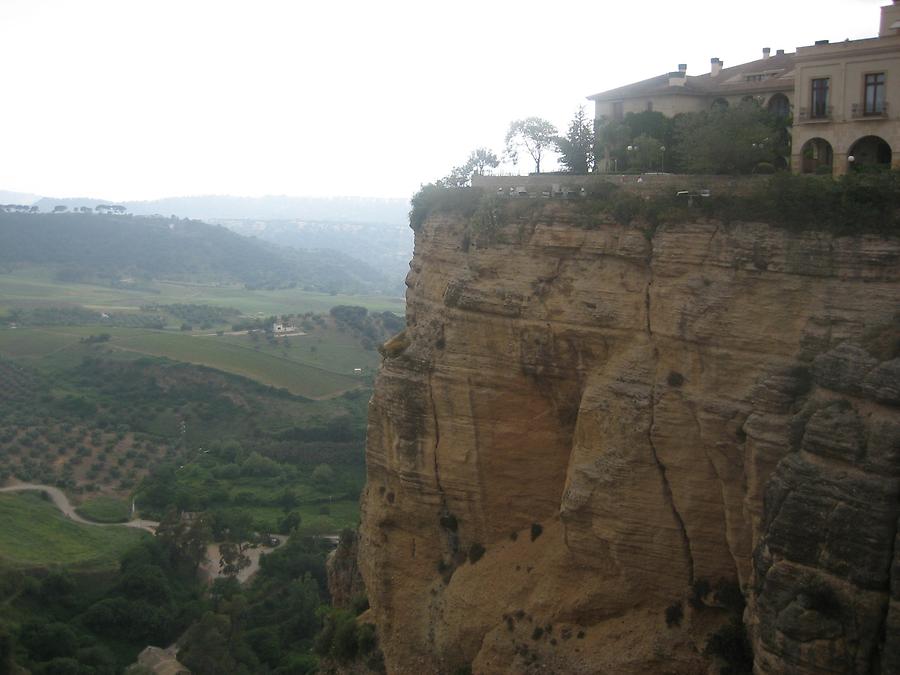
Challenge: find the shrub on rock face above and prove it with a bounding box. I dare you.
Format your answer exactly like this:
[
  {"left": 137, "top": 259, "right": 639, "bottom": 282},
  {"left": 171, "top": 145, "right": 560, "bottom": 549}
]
[
  {"left": 379, "top": 331, "right": 410, "bottom": 358},
  {"left": 704, "top": 617, "right": 753, "bottom": 674},
  {"left": 530, "top": 523, "right": 543, "bottom": 542},
  {"left": 468, "top": 543, "right": 485, "bottom": 564},
  {"left": 690, "top": 578, "right": 711, "bottom": 609},
  {"left": 665, "top": 602, "right": 683, "bottom": 627}
]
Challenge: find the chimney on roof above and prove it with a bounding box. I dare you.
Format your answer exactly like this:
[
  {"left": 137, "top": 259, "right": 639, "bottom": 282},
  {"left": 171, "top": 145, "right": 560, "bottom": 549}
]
[
  {"left": 669, "top": 67, "right": 687, "bottom": 87},
  {"left": 814, "top": 39, "right": 829, "bottom": 46},
  {"left": 710, "top": 57, "right": 723, "bottom": 77},
  {"left": 762, "top": 47, "right": 771, "bottom": 59},
  {"left": 776, "top": 49, "right": 785, "bottom": 55}
]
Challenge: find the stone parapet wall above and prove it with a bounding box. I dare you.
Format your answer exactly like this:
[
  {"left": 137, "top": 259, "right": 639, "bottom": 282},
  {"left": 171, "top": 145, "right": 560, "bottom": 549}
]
[{"left": 472, "top": 173, "right": 768, "bottom": 198}]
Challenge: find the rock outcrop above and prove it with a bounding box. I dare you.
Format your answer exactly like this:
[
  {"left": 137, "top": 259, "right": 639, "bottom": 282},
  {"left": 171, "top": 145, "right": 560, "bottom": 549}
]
[
  {"left": 359, "top": 204, "right": 900, "bottom": 674},
  {"left": 327, "top": 530, "right": 366, "bottom": 611}
]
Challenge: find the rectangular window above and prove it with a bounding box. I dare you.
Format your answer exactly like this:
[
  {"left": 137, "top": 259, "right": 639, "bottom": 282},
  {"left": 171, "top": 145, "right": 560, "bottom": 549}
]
[
  {"left": 645, "top": 101, "right": 653, "bottom": 112},
  {"left": 864, "top": 72, "right": 885, "bottom": 114},
  {"left": 612, "top": 101, "right": 624, "bottom": 120},
  {"left": 811, "top": 78, "right": 829, "bottom": 118}
]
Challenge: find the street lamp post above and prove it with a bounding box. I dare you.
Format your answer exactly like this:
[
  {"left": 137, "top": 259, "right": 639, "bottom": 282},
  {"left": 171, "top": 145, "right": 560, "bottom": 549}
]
[
  {"left": 627, "top": 145, "right": 639, "bottom": 171},
  {"left": 659, "top": 146, "right": 666, "bottom": 173}
]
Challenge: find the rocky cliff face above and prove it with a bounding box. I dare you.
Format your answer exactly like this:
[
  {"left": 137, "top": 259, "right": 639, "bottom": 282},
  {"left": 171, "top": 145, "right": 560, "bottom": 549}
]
[{"left": 358, "top": 204, "right": 900, "bottom": 674}]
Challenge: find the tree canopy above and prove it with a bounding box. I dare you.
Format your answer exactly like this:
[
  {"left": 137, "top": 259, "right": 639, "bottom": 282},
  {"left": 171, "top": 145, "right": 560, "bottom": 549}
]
[
  {"left": 673, "top": 102, "right": 786, "bottom": 174},
  {"left": 439, "top": 147, "right": 500, "bottom": 187},
  {"left": 505, "top": 117, "right": 557, "bottom": 174},
  {"left": 555, "top": 107, "right": 595, "bottom": 174}
]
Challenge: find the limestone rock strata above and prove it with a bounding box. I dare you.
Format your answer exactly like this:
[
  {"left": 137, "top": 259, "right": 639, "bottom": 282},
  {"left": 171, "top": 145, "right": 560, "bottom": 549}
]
[{"left": 358, "top": 209, "right": 900, "bottom": 674}]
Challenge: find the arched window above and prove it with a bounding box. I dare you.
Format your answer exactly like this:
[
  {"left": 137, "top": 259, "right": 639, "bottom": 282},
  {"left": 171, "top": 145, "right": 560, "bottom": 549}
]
[
  {"left": 800, "top": 138, "right": 833, "bottom": 174},
  {"left": 848, "top": 135, "right": 892, "bottom": 170},
  {"left": 767, "top": 93, "right": 790, "bottom": 119}
]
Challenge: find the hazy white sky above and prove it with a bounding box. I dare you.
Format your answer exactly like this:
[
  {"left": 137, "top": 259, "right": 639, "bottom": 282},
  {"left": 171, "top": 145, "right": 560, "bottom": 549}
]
[{"left": 0, "top": 0, "right": 886, "bottom": 201}]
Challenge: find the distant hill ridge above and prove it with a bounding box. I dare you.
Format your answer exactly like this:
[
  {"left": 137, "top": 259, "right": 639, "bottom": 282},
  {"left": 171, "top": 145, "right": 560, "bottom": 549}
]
[
  {"left": 27, "top": 194, "right": 409, "bottom": 224},
  {"left": 0, "top": 211, "right": 393, "bottom": 294}
]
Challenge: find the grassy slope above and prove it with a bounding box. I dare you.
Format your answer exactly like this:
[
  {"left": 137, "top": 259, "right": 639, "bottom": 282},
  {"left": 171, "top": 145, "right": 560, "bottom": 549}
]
[
  {"left": 0, "top": 492, "right": 146, "bottom": 571},
  {"left": 0, "top": 265, "right": 404, "bottom": 315},
  {"left": 76, "top": 495, "right": 131, "bottom": 523},
  {"left": 211, "top": 324, "right": 380, "bottom": 374}
]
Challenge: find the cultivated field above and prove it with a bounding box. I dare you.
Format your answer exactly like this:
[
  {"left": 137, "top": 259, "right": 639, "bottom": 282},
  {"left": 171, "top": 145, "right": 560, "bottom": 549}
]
[
  {"left": 0, "top": 265, "right": 404, "bottom": 316},
  {"left": 0, "top": 326, "right": 365, "bottom": 398}
]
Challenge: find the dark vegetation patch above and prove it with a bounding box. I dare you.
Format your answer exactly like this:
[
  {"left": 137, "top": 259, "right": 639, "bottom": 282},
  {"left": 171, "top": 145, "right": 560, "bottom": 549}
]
[
  {"left": 665, "top": 601, "right": 684, "bottom": 627},
  {"left": 690, "top": 578, "right": 711, "bottom": 609},
  {"left": 468, "top": 542, "right": 486, "bottom": 564},
  {"left": 704, "top": 617, "right": 753, "bottom": 675},
  {"left": 530, "top": 523, "right": 543, "bottom": 542},
  {"left": 411, "top": 171, "right": 900, "bottom": 237},
  {"left": 667, "top": 371, "right": 685, "bottom": 387}
]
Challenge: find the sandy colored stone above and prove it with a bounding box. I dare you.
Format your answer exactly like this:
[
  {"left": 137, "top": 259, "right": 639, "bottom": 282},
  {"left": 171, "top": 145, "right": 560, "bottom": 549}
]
[{"left": 358, "top": 211, "right": 900, "bottom": 674}]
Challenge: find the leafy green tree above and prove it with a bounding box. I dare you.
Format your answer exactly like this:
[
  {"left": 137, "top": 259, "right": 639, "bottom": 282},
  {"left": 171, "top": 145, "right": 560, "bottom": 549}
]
[
  {"left": 155, "top": 508, "right": 212, "bottom": 572},
  {"left": 672, "top": 103, "right": 783, "bottom": 174},
  {"left": 19, "top": 622, "right": 78, "bottom": 661},
  {"left": 279, "top": 511, "right": 302, "bottom": 534},
  {"left": 219, "top": 541, "right": 251, "bottom": 577},
  {"left": 623, "top": 110, "right": 673, "bottom": 148},
  {"left": 240, "top": 451, "right": 280, "bottom": 477},
  {"left": 312, "top": 463, "right": 334, "bottom": 483},
  {"left": 595, "top": 119, "right": 631, "bottom": 172},
  {"left": 178, "top": 612, "right": 250, "bottom": 675},
  {"left": 505, "top": 117, "right": 557, "bottom": 173},
  {"left": 628, "top": 133, "right": 665, "bottom": 172},
  {"left": 439, "top": 148, "right": 500, "bottom": 188},
  {"left": 554, "top": 107, "right": 594, "bottom": 173},
  {"left": 466, "top": 147, "right": 499, "bottom": 176}
]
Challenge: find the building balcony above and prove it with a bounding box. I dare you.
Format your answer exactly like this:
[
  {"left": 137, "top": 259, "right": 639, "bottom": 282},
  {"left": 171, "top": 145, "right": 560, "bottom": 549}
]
[
  {"left": 797, "top": 105, "right": 833, "bottom": 122},
  {"left": 850, "top": 102, "right": 889, "bottom": 119}
]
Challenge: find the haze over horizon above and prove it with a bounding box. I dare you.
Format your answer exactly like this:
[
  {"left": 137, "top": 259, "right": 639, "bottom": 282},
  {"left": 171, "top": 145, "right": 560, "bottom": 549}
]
[{"left": 0, "top": 0, "right": 886, "bottom": 202}]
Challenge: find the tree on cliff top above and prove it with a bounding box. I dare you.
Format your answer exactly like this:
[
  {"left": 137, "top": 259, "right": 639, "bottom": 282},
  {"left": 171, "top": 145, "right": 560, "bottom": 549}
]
[
  {"left": 555, "top": 107, "right": 595, "bottom": 174},
  {"left": 439, "top": 148, "right": 500, "bottom": 188},
  {"left": 505, "top": 117, "right": 557, "bottom": 174}
]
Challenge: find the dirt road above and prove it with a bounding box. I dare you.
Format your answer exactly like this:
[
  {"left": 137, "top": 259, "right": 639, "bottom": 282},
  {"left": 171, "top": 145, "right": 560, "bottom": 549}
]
[
  {"left": 0, "top": 482, "right": 159, "bottom": 532},
  {"left": 1, "top": 482, "right": 282, "bottom": 585}
]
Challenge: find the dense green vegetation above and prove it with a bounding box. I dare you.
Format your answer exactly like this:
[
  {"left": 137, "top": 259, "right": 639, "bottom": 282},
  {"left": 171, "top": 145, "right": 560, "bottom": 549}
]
[
  {"left": 0, "top": 211, "right": 393, "bottom": 293},
  {"left": 1, "top": 535, "right": 206, "bottom": 673},
  {"left": 0, "top": 507, "right": 366, "bottom": 673},
  {"left": 0, "top": 348, "right": 367, "bottom": 500},
  {"left": 137, "top": 442, "right": 364, "bottom": 536},
  {"left": 0, "top": 212, "right": 397, "bottom": 674},
  {"left": 594, "top": 105, "right": 790, "bottom": 174},
  {"left": 411, "top": 169, "right": 900, "bottom": 236}
]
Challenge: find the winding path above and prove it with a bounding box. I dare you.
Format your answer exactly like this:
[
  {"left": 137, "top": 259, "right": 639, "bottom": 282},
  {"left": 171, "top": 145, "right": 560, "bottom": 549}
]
[
  {"left": 0, "top": 482, "right": 286, "bottom": 584},
  {"left": 0, "top": 482, "right": 159, "bottom": 532}
]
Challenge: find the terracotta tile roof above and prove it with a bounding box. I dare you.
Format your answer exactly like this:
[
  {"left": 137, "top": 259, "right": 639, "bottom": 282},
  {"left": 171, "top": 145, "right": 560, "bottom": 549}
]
[{"left": 588, "top": 52, "right": 795, "bottom": 101}]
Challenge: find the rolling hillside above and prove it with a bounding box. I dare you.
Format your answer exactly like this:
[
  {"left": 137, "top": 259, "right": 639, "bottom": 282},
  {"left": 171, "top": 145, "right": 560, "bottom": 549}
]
[{"left": 0, "top": 211, "right": 392, "bottom": 293}]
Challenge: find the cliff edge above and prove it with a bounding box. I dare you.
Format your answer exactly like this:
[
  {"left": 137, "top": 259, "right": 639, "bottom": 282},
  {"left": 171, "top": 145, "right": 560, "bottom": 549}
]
[{"left": 359, "top": 197, "right": 900, "bottom": 674}]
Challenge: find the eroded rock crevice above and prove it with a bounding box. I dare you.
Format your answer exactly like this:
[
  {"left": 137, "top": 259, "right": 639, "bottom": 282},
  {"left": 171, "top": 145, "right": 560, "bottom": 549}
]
[{"left": 358, "top": 214, "right": 900, "bottom": 675}]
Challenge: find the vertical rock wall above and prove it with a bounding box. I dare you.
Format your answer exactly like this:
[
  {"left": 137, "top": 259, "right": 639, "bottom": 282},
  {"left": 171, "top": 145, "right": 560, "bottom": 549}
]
[{"left": 359, "top": 208, "right": 900, "bottom": 674}]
